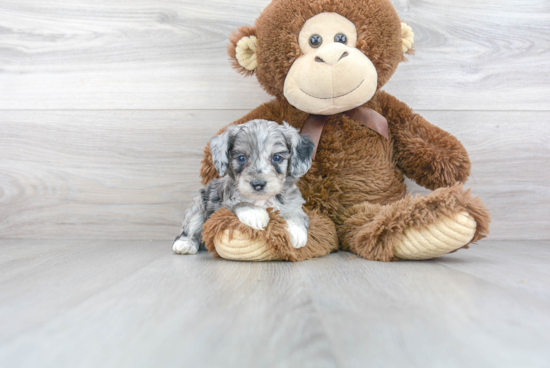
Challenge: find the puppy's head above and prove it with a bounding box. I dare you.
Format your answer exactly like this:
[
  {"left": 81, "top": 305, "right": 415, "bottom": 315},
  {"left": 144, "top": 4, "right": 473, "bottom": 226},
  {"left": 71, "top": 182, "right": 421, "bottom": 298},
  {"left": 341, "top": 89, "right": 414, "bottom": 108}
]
[{"left": 210, "top": 119, "right": 314, "bottom": 200}]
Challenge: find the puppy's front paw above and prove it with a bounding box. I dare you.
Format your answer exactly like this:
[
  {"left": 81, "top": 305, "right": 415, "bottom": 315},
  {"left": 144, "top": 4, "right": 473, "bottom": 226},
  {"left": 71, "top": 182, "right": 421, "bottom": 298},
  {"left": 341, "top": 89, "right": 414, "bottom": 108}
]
[
  {"left": 286, "top": 222, "right": 308, "bottom": 249},
  {"left": 235, "top": 207, "right": 270, "bottom": 230},
  {"left": 173, "top": 237, "right": 199, "bottom": 255}
]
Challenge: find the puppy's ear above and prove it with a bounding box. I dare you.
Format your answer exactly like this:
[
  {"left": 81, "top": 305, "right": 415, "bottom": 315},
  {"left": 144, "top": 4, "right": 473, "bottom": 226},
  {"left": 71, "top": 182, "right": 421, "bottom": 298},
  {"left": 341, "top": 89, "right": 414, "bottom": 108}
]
[
  {"left": 281, "top": 122, "right": 315, "bottom": 178},
  {"left": 209, "top": 125, "right": 239, "bottom": 177}
]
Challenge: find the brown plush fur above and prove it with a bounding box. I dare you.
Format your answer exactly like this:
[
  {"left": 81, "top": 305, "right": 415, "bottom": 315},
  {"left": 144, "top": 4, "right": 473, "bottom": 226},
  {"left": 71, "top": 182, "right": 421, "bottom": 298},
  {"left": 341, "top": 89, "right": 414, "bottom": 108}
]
[
  {"left": 203, "top": 208, "right": 338, "bottom": 261},
  {"left": 230, "top": 0, "right": 404, "bottom": 98},
  {"left": 339, "top": 183, "right": 491, "bottom": 261},
  {"left": 201, "top": 0, "right": 491, "bottom": 262}
]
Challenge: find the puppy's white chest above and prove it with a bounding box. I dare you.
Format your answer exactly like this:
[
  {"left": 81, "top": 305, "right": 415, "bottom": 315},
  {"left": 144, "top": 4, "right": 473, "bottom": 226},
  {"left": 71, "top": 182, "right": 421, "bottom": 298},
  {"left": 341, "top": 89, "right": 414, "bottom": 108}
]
[{"left": 253, "top": 198, "right": 279, "bottom": 210}]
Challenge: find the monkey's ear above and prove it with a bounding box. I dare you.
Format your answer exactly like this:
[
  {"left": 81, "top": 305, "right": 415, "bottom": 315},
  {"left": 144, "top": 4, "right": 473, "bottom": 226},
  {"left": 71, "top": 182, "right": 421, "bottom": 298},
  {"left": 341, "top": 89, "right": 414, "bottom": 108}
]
[
  {"left": 228, "top": 25, "right": 258, "bottom": 76},
  {"left": 401, "top": 22, "right": 415, "bottom": 54}
]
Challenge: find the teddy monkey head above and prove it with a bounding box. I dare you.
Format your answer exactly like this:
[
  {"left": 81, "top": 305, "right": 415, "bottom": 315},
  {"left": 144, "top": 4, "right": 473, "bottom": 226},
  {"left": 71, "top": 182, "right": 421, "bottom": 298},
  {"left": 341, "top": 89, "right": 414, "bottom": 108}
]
[{"left": 228, "top": 0, "right": 414, "bottom": 116}]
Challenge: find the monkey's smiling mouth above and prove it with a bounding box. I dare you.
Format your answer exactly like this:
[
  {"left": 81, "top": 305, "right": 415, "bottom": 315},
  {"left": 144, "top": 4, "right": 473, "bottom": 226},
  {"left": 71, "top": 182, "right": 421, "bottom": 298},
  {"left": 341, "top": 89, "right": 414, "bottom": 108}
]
[{"left": 300, "top": 79, "right": 364, "bottom": 100}]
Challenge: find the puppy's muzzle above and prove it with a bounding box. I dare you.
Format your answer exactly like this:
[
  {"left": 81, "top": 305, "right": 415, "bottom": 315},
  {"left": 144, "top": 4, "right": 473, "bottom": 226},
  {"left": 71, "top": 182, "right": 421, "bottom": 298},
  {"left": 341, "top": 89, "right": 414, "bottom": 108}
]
[{"left": 250, "top": 180, "right": 266, "bottom": 192}]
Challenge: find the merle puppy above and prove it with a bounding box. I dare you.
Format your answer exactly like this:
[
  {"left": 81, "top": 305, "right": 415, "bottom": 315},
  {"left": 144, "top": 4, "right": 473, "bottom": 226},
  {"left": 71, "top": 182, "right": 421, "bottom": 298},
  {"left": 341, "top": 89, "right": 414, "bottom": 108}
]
[{"left": 173, "top": 119, "right": 315, "bottom": 255}]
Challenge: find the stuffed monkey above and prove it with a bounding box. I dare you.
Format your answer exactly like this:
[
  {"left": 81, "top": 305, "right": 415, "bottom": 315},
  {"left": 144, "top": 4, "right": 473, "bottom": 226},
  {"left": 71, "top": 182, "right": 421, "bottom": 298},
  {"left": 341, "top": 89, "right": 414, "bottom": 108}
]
[{"left": 200, "top": 0, "right": 490, "bottom": 262}]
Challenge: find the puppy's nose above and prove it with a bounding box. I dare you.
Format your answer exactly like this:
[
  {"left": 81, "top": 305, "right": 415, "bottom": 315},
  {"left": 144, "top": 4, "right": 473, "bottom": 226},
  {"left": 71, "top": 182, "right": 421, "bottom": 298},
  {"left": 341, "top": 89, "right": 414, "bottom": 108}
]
[{"left": 251, "top": 180, "right": 266, "bottom": 191}]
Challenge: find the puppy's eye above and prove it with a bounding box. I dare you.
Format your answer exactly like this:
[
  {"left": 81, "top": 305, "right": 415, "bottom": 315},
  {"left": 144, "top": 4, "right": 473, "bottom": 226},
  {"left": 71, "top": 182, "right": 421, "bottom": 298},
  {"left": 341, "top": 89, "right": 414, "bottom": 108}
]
[
  {"left": 237, "top": 155, "right": 247, "bottom": 164},
  {"left": 309, "top": 34, "right": 322, "bottom": 48},
  {"left": 334, "top": 33, "right": 347, "bottom": 44},
  {"left": 272, "top": 155, "right": 283, "bottom": 163}
]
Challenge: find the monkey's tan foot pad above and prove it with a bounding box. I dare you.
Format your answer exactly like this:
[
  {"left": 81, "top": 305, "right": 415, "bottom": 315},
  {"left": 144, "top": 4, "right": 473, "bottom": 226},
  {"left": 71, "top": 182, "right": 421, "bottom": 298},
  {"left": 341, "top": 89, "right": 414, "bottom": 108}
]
[
  {"left": 202, "top": 207, "right": 289, "bottom": 262},
  {"left": 202, "top": 207, "right": 338, "bottom": 262},
  {"left": 394, "top": 211, "right": 476, "bottom": 260},
  {"left": 214, "top": 230, "right": 283, "bottom": 261}
]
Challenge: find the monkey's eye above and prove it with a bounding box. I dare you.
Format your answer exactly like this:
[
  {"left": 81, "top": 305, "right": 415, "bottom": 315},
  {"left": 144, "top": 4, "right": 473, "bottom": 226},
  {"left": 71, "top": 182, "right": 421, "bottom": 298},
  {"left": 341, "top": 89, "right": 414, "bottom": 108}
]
[
  {"left": 334, "top": 33, "right": 347, "bottom": 44},
  {"left": 237, "top": 155, "right": 247, "bottom": 164},
  {"left": 309, "top": 34, "right": 322, "bottom": 48},
  {"left": 272, "top": 155, "right": 283, "bottom": 163}
]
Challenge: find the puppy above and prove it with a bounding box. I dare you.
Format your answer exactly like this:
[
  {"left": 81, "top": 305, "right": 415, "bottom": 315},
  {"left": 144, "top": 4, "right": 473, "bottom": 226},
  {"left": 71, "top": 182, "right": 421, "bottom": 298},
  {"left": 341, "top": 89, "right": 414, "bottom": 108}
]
[{"left": 173, "top": 119, "right": 315, "bottom": 255}]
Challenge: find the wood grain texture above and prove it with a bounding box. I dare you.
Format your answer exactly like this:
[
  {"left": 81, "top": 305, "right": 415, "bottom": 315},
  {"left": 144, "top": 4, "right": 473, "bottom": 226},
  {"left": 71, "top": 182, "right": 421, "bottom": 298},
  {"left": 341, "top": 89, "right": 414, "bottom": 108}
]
[
  {"left": 0, "top": 0, "right": 549, "bottom": 110},
  {"left": 0, "top": 110, "right": 244, "bottom": 239},
  {"left": 0, "top": 109, "right": 548, "bottom": 240},
  {"left": 0, "top": 239, "right": 549, "bottom": 368}
]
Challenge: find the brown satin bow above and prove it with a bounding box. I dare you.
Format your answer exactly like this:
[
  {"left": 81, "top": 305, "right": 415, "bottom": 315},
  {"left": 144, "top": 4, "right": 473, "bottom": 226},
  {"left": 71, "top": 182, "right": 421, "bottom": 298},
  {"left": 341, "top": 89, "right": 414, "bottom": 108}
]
[{"left": 301, "top": 106, "right": 389, "bottom": 160}]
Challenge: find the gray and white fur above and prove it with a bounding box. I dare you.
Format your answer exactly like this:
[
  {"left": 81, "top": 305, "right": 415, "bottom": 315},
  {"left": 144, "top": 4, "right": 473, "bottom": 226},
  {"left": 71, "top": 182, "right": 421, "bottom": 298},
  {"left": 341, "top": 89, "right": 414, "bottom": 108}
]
[{"left": 173, "top": 119, "right": 315, "bottom": 254}]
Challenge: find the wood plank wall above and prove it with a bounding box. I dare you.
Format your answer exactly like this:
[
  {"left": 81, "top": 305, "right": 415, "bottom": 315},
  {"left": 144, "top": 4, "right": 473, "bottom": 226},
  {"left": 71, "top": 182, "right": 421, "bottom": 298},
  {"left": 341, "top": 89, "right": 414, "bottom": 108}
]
[{"left": 1, "top": 0, "right": 549, "bottom": 240}]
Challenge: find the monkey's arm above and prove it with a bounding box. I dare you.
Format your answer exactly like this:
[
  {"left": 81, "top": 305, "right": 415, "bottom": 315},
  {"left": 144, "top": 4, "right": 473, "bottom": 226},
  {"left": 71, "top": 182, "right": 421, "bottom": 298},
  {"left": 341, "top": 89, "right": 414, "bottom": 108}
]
[
  {"left": 200, "top": 99, "right": 294, "bottom": 185},
  {"left": 378, "top": 91, "right": 471, "bottom": 190}
]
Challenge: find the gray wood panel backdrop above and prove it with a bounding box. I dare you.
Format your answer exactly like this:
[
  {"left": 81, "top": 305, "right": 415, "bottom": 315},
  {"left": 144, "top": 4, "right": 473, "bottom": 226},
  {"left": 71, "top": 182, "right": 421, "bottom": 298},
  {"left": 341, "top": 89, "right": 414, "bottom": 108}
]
[{"left": 0, "top": 0, "right": 549, "bottom": 240}]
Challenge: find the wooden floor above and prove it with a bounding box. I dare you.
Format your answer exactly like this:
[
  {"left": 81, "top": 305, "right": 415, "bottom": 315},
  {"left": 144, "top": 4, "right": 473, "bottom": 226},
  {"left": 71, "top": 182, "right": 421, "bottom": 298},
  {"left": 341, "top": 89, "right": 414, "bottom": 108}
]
[{"left": 1, "top": 239, "right": 549, "bottom": 368}]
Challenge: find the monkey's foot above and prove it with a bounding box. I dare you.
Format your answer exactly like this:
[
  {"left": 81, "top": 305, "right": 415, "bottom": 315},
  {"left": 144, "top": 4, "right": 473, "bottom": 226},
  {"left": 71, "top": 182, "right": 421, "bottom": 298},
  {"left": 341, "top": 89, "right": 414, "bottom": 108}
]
[
  {"left": 394, "top": 211, "right": 476, "bottom": 260},
  {"left": 202, "top": 207, "right": 338, "bottom": 262},
  {"left": 215, "top": 229, "right": 282, "bottom": 261},
  {"left": 339, "top": 184, "right": 490, "bottom": 261}
]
